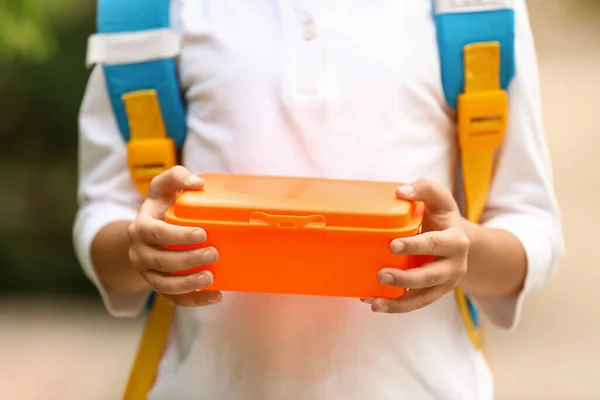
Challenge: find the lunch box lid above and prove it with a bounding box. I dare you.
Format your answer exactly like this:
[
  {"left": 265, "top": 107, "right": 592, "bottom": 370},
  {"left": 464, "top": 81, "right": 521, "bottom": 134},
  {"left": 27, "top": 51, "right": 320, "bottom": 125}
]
[{"left": 165, "top": 173, "right": 424, "bottom": 234}]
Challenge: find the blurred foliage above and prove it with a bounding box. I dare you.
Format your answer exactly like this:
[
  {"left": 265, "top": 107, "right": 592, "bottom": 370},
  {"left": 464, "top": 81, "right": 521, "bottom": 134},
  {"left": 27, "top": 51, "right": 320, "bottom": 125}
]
[
  {"left": 0, "top": 0, "right": 89, "bottom": 78},
  {"left": 0, "top": 0, "right": 96, "bottom": 295}
]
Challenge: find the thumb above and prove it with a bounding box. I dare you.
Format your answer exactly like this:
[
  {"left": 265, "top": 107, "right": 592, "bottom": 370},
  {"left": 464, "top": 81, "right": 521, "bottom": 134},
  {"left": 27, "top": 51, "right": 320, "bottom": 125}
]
[
  {"left": 395, "top": 178, "right": 458, "bottom": 215},
  {"left": 142, "top": 166, "right": 204, "bottom": 219}
]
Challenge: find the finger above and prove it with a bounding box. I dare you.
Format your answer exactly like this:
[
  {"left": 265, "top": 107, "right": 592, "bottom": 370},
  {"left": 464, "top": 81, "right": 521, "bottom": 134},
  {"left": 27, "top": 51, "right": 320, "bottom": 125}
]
[
  {"left": 142, "top": 166, "right": 205, "bottom": 219},
  {"left": 147, "top": 166, "right": 204, "bottom": 200},
  {"left": 371, "top": 285, "right": 450, "bottom": 314},
  {"left": 377, "top": 259, "right": 457, "bottom": 289},
  {"left": 162, "top": 290, "right": 223, "bottom": 308},
  {"left": 395, "top": 178, "right": 458, "bottom": 215},
  {"left": 133, "top": 216, "right": 207, "bottom": 246},
  {"left": 144, "top": 270, "right": 215, "bottom": 295},
  {"left": 133, "top": 246, "right": 219, "bottom": 273},
  {"left": 390, "top": 228, "right": 469, "bottom": 257}
]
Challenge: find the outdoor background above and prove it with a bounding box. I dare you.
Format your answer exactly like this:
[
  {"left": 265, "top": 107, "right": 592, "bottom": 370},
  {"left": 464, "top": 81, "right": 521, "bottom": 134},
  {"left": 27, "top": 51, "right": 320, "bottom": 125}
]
[{"left": 1, "top": 0, "right": 599, "bottom": 399}]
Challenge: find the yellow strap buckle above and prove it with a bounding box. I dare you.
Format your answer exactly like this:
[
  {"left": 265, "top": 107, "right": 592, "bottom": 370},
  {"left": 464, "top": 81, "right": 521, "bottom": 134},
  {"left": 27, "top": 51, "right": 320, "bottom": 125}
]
[
  {"left": 122, "top": 90, "right": 177, "bottom": 196},
  {"left": 126, "top": 137, "right": 176, "bottom": 196},
  {"left": 457, "top": 42, "right": 508, "bottom": 153},
  {"left": 458, "top": 90, "right": 507, "bottom": 152}
]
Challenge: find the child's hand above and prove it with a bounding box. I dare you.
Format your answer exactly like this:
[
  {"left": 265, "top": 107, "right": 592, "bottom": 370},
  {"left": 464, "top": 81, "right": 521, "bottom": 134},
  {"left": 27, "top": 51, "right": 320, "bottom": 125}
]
[
  {"left": 363, "top": 179, "right": 470, "bottom": 314},
  {"left": 127, "top": 166, "right": 222, "bottom": 307}
]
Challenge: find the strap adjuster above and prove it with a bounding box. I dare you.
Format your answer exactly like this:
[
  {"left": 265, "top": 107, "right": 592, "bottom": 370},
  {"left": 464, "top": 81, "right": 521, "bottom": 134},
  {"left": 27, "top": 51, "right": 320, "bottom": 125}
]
[
  {"left": 457, "top": 89, "right": 507, "bottom": 152},
  {"left": 457, "top": 41, "right": 508, "bottom": 153},
  {"left": 127, "top": 137, "right": 176, "bottom": 196},
  {"left": 122, "top": 89, "right": 177, "bottom": 196}
]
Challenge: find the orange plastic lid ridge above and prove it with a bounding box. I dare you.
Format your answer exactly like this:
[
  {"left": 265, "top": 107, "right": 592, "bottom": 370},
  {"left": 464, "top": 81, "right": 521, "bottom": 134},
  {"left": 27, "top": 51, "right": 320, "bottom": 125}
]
[{"left": 165, "top": 173, "right": 424, "bottom": 234}]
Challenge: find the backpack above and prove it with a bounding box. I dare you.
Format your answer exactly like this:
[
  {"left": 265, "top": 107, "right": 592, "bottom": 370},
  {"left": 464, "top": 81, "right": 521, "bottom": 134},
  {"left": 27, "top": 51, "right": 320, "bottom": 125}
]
[{"left": 85, "top": 0, "right": 515, "bottom": 398}]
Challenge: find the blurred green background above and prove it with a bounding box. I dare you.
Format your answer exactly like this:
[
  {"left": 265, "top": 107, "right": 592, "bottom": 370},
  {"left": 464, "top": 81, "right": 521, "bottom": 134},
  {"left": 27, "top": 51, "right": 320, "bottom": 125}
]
[{"left": 0, "top": 0, "right": 95, "bottom": 296}]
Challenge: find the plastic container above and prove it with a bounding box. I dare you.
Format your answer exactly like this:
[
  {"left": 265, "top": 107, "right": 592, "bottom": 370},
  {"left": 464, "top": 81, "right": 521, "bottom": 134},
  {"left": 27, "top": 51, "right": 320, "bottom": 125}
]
[{"left": 164, "top": 173, "right": 432, "bottom": 299}]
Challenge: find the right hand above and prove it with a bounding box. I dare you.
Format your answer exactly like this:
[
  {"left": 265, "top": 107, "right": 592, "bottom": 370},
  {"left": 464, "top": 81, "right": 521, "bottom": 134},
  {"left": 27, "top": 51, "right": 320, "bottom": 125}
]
[{"left": 127, "top": 166, "right": 222, "bottom": 307}]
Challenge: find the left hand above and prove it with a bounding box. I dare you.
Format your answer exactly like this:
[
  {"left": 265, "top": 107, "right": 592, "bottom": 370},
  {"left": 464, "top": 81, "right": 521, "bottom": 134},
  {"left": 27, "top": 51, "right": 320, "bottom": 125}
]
[{"left": 362, "top": 178, "right": 470, "bottom": 314}]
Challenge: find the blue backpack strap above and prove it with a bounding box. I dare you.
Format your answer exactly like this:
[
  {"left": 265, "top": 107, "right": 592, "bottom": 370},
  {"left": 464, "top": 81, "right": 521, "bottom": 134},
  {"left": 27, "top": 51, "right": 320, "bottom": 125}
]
[
  {"left": 433, "top": 0, "right": 516, "bottom": 109},
  {"left": 88, "top": 0, "right": 186, "bottom": 149},
  {"left": 432, "top": 0, "right": 516, "bottom": 345},
  {"left": 86, "top": 5, "right": 184, "bottom": 397}
]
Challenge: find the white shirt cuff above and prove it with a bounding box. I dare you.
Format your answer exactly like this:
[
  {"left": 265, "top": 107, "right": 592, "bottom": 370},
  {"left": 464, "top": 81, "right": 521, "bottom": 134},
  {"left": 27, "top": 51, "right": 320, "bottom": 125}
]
[
  {"left": 73, "top": 202, "right": 151, "bottom": 317},
  {"left": 474, "top": 213, "right": 561, "bottom": 331}
]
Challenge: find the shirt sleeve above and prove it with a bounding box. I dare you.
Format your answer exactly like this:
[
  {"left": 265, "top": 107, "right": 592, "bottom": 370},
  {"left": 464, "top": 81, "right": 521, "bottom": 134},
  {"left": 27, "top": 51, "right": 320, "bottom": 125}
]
[
  {"left": 72, "top": 65, "right": 150, "bottom": 318},
  {"left": 473, "top": 0, "right": 565, "bottom": 331}
]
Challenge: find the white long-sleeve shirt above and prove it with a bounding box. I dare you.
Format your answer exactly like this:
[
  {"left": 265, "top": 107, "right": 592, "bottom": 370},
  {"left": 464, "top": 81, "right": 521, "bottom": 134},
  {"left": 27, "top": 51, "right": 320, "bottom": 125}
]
[{"left": 73, "top": 1, "right": 564, "bottom": 399}]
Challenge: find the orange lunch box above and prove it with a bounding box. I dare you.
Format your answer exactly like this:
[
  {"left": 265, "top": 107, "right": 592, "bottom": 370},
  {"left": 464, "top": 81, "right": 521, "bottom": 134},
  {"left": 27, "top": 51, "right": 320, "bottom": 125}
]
[{"left": 164, "top": 173, "right": 431, "bottom": 299}]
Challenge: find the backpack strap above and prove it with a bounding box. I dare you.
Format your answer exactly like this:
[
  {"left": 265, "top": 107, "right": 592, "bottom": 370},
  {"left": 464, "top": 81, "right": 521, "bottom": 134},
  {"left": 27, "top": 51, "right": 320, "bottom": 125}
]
[
  {"left": 86, "top": 1, "right": 183, "bottom": 398},
  {"left": 432, "top": 0, "right": 516, "bottom": 349},
  {"left": 87, "top": 0, "right": 186, "bottom": 196}
]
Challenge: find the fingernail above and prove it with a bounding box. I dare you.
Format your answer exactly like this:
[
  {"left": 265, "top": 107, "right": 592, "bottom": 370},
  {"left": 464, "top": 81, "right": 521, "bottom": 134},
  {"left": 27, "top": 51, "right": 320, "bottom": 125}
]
[
  {"left": 391, "top": 240, "right": 406, "bottom": 254},
  {"left": 360, "top": 298, "right": 373, "bottom": 304},
  {"left": 380, "top": 273, "right": 394, "bottom": 285},
  {"left": 377, "top": 304, "right": 389, "bottom": 313},
  {"left": 397, "top": 185, "right": 415, "bottom": 197},
  {"left": 185, "top": 175, "right": 202, "bottom": 186},
  {"left": 209, "top": 293, "right": 222, "bottom": 304},
  {"left": 197, "top": 272, "right": 212, "bottom": 286},
  {"left": 203, "top": 248, "right": 218, "bottom": 263},
  {"left": 191, "top": 229, "right": 206, "bottom": 242}
]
